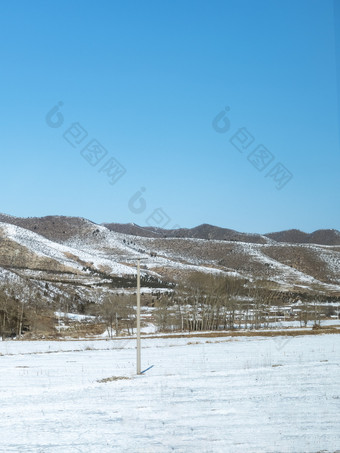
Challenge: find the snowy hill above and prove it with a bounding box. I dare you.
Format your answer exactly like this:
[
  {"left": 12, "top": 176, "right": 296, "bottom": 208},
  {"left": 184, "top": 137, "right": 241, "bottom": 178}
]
[{"left": 0, "top": 214, "right": 340, "bottom": 307}]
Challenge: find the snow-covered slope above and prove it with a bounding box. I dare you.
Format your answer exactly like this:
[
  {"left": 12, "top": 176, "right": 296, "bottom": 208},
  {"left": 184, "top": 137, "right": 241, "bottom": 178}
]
[
  {"left": 1, "top": 217, "right": 340, "bottom": 300},
  {"left": 0, "top": 222, "right": 135, "bottom": 276}
]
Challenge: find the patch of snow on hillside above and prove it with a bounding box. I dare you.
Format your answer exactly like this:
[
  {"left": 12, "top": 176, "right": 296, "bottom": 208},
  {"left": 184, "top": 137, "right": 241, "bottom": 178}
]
[{"left": 0, "top": 222, "right": 135, "bottom": 276}]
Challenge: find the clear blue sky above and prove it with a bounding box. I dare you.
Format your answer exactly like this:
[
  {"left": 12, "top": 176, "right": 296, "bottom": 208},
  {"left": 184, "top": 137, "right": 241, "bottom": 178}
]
[{"left": 0, "top": 0, "right": 339, "bottom": 233}]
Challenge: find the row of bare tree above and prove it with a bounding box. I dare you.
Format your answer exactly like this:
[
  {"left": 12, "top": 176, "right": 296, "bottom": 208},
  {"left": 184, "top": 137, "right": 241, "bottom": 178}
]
[
  {"left": 154, "top": 273, "right": 325, "bottom": 332},
  {"left": 0, "top": 270, "right": 333, "bottom": 339},
  {"left": 93, "top": 294, "right": 136, "bottom": 337}
]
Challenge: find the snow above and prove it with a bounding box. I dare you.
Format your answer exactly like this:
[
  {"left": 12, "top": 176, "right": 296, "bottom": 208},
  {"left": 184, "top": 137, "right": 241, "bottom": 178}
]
[
  {"left": 68, "top": 229, "right": 227, "bottom": 276},
  {"left": 0, "top": 222, "right": 135, "bottom": 276},
  {"left": 55, "top": 312, "right": 96, "bottom": 322},
  {"left": 1, "top": 220, "right": 339, "bottom": 295},
  {"left": 0, "top": 267, "right": 23, "bottom": 284},
  {"left": 266, "top": 319, "right": 340, "bottom": 328},
  {"left": 141, "top": 322, "right": 158, "bottom": 334},
  {"left": 0, "top": 334, "right": 339, "bottom": 452}
]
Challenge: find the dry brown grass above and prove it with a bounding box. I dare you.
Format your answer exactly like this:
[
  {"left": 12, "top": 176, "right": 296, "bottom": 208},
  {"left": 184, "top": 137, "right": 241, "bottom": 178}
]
[
  {"left": 141, "top": 326, "right": 340, "bottom": 340},
  {"left": 57, "top": 322, "right": 106, "bottom": 339},
  {"left": 97, "top": 376, "right": 131, "bottom": 383}
]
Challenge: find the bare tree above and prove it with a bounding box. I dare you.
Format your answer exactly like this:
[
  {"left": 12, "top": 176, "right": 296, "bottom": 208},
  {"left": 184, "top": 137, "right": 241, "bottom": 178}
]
[{"left": 97, "top": 293, "right": 136, "bottom": 337}]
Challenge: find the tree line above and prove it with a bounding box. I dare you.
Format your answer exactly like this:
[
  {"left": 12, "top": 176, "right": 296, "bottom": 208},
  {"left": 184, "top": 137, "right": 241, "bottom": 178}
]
[{"left": 154, "top": 272, "right": 329, "bottom": 332}]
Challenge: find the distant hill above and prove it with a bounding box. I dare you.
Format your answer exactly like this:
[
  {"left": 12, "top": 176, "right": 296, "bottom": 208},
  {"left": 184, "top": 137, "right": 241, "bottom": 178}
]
[
  {"left": 103, "top": 223, "right": 270, "bottom": 244},
  {"left": 103, "top": 222, "right": 340, "bottom": 246},
  {"left": 265, "top": 229, "right": 340, "bottom": 246}
]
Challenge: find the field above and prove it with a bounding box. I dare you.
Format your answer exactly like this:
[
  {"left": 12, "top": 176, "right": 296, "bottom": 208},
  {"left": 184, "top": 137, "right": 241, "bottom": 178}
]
[{"left": 1, "top": 333, "right": 340, "bottom": 453}]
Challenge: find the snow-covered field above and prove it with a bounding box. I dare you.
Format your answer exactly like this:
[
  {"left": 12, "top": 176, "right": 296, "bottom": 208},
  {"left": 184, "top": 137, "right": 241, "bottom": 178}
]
[{"left": 0, "top": 334, "right": 339, "bottom": 453}]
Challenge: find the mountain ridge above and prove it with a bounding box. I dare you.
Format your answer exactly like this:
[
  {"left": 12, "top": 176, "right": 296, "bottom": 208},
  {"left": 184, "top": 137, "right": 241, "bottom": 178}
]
[
  {"left": 103, "top": 222, "right": 340, "bottom": 246},
  {"left": 1, "top": 213, "right": 339, "bottom": 245}
]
